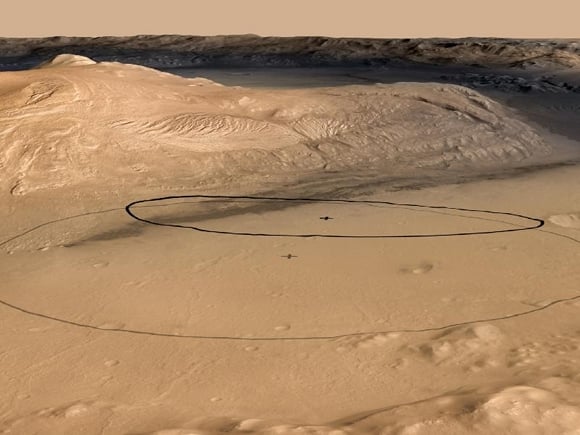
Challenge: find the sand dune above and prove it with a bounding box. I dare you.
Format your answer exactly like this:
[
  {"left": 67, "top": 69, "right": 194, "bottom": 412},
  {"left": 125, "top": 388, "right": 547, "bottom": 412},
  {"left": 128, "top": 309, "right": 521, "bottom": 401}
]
[{"left": 548, "top": 213, "right": 580, "bottom": 228}]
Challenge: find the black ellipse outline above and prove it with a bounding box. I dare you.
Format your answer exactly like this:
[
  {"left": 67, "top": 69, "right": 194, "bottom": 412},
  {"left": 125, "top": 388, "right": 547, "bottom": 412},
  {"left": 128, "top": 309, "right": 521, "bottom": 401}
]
[
  {"left": 125, "top": 194, "right": 544, "bottom": 238},
  {"left": 1, "top": 196, "right": 578, "bottom": 341}
]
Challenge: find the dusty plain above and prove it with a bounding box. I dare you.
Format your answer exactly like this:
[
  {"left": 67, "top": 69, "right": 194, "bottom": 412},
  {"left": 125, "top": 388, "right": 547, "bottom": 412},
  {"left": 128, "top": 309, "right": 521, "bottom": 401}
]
[{"left": 0, "top": 37, "right": 579, "bottom": 434}]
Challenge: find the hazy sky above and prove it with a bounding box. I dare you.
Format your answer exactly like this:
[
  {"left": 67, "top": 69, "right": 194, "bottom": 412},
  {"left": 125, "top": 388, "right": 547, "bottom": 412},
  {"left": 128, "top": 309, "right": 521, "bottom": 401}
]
[{"left": 3, "top": 0, "right": 579, "bottom": 38}]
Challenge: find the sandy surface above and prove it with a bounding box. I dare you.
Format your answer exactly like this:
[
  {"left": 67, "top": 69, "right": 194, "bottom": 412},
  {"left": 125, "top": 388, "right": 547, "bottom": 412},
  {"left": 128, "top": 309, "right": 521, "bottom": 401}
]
[{"left": 1, "top": 52, "right": 579, "bottom": 434}]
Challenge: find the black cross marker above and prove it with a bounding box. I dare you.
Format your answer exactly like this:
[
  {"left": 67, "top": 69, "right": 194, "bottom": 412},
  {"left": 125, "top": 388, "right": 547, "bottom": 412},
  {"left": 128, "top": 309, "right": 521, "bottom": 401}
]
[
  {"left": 281, "top": 254, "right": 298, "bottom": 259},
  {"left": 319, "top": 216, "right": 334, "bottom": 220}
]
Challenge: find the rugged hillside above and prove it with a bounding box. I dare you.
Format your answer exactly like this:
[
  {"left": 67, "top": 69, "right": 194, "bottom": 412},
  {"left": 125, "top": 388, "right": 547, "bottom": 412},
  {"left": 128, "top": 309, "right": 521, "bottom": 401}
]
[
  {"left": 0, "top": 55, "right": 550, "bottom": 195},
  {"left": 0, "top": 36, "right": 579, "bottom": 70}
]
